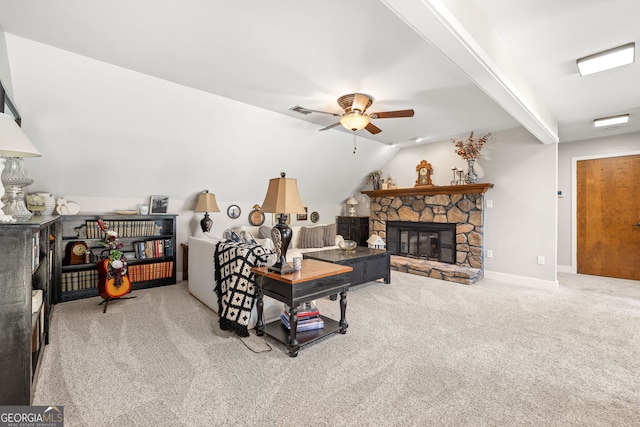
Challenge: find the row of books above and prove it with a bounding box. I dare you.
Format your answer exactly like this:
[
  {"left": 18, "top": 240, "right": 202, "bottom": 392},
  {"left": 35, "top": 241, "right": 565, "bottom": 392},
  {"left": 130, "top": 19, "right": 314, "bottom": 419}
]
[
  {"left": 128, "top": 261, "right": 174, "bottom": 283},
  {"left": 61, "top": 270, "right": 100, "bottom": 291},
  {"left": 85, "top": 220, "right": 162, "bottom": 239},
  {"left": 133, "top": 239, "right": 173, "bottom": 259},
  {"left": 280, "top": 302, "right": 324, "bottom": 332},
  {"left": 61, "top": 261, "right": 174, "bottom": 292}
]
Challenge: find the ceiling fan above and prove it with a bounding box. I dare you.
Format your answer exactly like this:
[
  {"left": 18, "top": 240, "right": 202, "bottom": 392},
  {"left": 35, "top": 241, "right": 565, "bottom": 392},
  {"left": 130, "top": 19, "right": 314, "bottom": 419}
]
[{"left": 290, "top": 93, "right": 414, "bottom": 134}]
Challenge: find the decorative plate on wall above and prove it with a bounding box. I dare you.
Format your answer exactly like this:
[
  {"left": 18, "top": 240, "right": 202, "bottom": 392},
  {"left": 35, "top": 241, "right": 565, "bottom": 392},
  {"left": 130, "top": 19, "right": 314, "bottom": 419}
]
[
  {"left": 310, "top": 211, "right": 320, "bottom": 223},
  {"left": 227, "top": 205, "right": 241, "bottom": 219}
]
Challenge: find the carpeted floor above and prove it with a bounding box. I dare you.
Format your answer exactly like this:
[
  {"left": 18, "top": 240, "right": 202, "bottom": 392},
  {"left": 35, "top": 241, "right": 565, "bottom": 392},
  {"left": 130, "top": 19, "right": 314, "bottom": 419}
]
[{"left": 33, "top": 271, "right": 640, "bottom": 426}]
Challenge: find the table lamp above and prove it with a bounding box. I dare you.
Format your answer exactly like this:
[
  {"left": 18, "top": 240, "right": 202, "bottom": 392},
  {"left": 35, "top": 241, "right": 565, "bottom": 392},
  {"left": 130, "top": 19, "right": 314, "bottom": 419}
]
[
  {"left": 261, "top": 172, "right": 306, "bottom": 274},
  {"left": 0, "top": 113, "right": 41, "bottom": 222},
  {"left": 346, "top": 197, "right": 358, "bottom": 216},
  {"left": 194, "top": 190, "right": 220, "bottom": 232}
]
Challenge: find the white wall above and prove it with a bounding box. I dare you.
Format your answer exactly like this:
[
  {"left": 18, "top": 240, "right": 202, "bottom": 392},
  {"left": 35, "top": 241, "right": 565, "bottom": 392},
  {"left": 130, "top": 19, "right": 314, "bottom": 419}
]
[
  {"left": 557, "top": 132, "right": 640, "bottom": 271},
  {"left": 6, "top": 34, "right": 399, "bottom": 205},
  {"left": 360, "top": 126, "right": 558, "bottom": 288},
  {"left": 0, "top": 28, "right": 12, "bottom": 96}
]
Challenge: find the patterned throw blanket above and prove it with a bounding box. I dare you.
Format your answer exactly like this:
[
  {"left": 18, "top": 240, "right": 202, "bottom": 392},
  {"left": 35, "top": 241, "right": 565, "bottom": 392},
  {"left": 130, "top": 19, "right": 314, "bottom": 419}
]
[{"left": 214, "top": 240, "right": 273, "bottom": 337}]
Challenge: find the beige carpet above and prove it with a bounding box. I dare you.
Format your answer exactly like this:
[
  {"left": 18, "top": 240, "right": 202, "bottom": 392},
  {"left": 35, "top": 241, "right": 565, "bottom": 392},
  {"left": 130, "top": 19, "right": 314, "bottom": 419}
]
[{"left": 33, "top": 272, "right": 640, "bottom": 426}]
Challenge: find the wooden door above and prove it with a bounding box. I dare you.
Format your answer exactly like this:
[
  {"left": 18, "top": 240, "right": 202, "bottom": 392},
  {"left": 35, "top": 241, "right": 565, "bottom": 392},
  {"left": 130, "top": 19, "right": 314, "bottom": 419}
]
[{"left": 577, "top": 154, "right": 640, "bottom": 280}]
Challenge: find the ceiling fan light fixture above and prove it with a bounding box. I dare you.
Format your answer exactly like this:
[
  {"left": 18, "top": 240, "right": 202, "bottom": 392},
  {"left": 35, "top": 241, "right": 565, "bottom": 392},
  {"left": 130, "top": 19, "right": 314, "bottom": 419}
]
[
  {"left": 577, "top": 43, "right": 635, "bottom": 76},
  {"left": 593, "top": 114, "right": 629, "bottom": 127},
  {"left": 339, "top": 112, "right": 370, "bottom": 131}
]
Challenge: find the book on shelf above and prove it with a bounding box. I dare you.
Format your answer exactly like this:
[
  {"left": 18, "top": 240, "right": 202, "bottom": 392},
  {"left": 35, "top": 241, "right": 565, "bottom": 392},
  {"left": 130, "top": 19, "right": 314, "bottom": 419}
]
[
  {"left": 86, "top": 219, "right": 161, "bottom": 239},
  {"left": 61, "top": 269, "right": 99, "bottom": 292},
  {"left": 280, "top": 313, "right": 324, "bottom": 332},
  {"left": 283, "top": 301, "right": 320, "bottom": 320},
  {"left": 133, "top": 238, "right": 172, "bottom": 260},
  {"left": 127, "top": 261, "right": 173, "bottom": 283}
]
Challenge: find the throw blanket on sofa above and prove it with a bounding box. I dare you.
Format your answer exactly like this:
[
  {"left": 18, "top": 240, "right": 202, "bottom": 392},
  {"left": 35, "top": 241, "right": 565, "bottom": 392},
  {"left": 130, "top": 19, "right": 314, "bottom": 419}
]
[{"left": 214, "top": 240, "right": 273, "bottom": 337}]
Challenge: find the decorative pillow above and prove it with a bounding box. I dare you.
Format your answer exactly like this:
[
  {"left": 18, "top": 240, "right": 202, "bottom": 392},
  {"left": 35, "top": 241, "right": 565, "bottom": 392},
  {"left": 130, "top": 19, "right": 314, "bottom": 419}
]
[
  {"left": 240, "top": 230, "right": 258, "bottom": 244},
  {"left": 297, "top": 226, "right": 325, "bottom": 249},
  {"left": 222, "top": 228, "right": 242, "bottom": 243},
  {"left": 258, "top": 225, "right": 272, "bottom": 239},
  {"left": 323, "top": 223, "right": 337, "bottom": 247}
]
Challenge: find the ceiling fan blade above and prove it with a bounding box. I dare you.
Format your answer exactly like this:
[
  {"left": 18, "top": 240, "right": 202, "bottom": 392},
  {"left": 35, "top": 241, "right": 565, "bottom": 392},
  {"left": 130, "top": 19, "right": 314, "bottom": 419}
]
[
  {"left": 290, "top": 105, "right": 341, "bottom": 117},
  {"left": 365, "top": 122, "right": 382, "bottom": 134},
  {"left": 319, "top": 122, "right": 342, "bottom": 131},
  {"left": 352, "top": 94, "right": 372, "bottom": 113},
  {"left": 369, "top": 109, "right": 415, "bottom": 119}
]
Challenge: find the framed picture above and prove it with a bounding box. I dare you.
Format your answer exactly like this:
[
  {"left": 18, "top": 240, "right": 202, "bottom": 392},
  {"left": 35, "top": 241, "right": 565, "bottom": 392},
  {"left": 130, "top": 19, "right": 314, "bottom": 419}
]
[
  {"left": 149, "top": 195, "right": 169, "bottom": 214},
  {"left": 227, "top": 204, "right": 241, "bottom": 219},
  {"left": 248, "top": 209, "right": 265, "bottom": 226},
  {"left": 297, "top": 207, "right": 308, "bottom": 221},
  {"left": 310, "top": 211, "right": 320, "bottom": 223}
]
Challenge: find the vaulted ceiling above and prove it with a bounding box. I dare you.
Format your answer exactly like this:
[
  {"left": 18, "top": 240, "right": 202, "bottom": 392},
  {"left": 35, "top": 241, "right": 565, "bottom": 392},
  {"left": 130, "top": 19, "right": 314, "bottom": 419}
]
[{"left": 0, "top": 0, "right": 638, "bottom": 148}]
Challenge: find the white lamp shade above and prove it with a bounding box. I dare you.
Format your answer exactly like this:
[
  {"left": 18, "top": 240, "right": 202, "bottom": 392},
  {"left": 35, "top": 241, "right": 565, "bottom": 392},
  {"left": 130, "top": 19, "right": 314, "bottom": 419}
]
[
  {"left": 346, "top": 197, "right": 358, "bottom": 206},
  {"left": 0, "top": 113, "right": 41, "bottom": 157},
  {"left": 261, "top": 173, "right": 306, "bottom": 214}
]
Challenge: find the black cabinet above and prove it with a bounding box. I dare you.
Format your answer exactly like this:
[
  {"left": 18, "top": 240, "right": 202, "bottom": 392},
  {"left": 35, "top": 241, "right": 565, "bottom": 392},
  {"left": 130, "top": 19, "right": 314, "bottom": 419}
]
[
  {"left": 0, "top": 216, "right": 60, "bottom": 404},
  {"left": 336, "top": 216, "right": 369, "bottom": 247}
]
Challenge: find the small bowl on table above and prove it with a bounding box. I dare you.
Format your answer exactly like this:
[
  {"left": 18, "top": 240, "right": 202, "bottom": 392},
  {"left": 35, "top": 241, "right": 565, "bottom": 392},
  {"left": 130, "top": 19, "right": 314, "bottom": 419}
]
[{"left": 338, "top": 240, "right": 357, "bottom": 253}]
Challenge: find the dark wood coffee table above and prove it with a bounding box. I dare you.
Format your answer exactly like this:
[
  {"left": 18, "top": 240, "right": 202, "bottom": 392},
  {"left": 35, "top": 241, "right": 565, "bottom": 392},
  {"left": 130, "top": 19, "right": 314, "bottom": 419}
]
[
  {"left": 303, "top": 247, "right": 391, "bottom": 296},
  {"left": 252, "top": 259, "right": 353, "bottom": 357}
]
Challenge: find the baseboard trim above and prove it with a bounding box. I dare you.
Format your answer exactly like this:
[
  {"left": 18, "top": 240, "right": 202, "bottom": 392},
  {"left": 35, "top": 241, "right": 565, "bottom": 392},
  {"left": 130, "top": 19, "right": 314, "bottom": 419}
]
[
  {"left": 557, "top": 265, "right": 573, "bottom": 274},
  {"left": 484, "top": 270, "right": 559, "bottom": 291}
]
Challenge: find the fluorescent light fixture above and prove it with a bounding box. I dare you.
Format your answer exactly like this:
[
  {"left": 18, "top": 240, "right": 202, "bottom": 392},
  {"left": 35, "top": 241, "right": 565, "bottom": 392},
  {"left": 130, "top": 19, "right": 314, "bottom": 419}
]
[
  {"left": 594, "top": 114, "right": 629, "bottom": 127},
  {"left": 577, "top": 43, "right": 635, "bottom": 76}
]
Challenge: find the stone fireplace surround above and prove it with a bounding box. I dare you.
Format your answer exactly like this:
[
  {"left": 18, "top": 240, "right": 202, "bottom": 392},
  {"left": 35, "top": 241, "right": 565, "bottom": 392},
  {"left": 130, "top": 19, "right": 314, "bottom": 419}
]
[{"left": 361, "top": 184, "right": 493, "bottom": 285}]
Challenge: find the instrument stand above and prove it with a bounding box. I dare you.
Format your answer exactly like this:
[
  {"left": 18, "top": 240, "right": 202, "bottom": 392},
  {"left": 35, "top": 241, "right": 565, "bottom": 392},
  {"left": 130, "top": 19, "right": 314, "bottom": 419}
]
[{"left": 99, "top": 295, "right": 137, "bottom": 313}]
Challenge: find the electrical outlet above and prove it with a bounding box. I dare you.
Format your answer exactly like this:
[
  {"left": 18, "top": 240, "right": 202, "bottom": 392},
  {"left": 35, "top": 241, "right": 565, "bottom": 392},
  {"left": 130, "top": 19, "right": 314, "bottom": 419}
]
[
  {"left": 486, "top": 199, "right": 493, "bottom": 208},
  {"left": 537, "top": 256, "right": 545, "bottom": 265},
  {"left": 486, "top": 250, "right": 493, "bottom": 258}
]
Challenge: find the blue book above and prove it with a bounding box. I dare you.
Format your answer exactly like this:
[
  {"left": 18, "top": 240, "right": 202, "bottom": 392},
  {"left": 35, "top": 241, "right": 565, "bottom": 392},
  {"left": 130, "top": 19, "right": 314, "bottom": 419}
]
[{"left": 281, "top": 314, "right": 324, "bottom": 331}]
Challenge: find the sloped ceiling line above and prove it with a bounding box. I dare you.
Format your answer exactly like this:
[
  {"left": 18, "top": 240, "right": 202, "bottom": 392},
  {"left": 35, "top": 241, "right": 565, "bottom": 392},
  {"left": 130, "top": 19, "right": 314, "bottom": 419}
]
[{"left": 382, "top": 0, "right": 559, "bottom": 144}]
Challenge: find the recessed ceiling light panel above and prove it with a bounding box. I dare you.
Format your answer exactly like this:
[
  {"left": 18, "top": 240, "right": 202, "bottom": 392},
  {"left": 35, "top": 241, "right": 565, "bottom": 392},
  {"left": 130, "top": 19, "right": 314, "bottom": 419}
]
[
  {"left": 593, "top": 114, "right": 629, "bottom": 127},
  {"left": 577, "top": 43, "right": 635, "bottom": 76}
]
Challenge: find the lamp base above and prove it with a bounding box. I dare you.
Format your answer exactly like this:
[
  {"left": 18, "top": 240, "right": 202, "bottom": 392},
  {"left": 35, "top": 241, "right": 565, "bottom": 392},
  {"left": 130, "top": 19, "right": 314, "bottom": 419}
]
[
  {"left": 268, "top": 262, "right": 296, "bottom": 274},
  {"left": 267, "top": 217, "right": 295, "bottom": 274},
  {"left": 3, "top": 185, "right": 32, "bottom": 221},
  {"left": 200, "top": 212, "right": 213, "bottom": 233}
]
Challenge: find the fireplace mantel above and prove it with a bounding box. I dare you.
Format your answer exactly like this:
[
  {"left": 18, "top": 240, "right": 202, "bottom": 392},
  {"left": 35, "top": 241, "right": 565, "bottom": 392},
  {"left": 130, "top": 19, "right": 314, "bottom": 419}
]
[{"left": 361, "top": 183, "right": 493, "bottom": 198}]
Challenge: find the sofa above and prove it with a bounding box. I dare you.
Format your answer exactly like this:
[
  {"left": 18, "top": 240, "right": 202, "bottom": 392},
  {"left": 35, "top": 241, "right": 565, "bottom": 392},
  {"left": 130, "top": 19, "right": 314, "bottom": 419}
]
[{"left": 188, "top": 223, "right": 343, "bottom": 329}]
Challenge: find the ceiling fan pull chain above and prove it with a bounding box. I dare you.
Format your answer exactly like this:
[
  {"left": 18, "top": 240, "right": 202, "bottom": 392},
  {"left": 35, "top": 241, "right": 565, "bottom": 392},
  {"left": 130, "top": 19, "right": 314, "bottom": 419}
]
[{"left": 353, "top": 132, "right": 357, "bottom": 154}]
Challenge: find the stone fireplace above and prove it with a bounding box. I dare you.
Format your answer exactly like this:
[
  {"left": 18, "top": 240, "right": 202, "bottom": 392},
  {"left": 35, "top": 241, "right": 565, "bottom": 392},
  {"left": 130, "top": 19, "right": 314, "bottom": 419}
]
[{"left": 362, "top": 183, "right": 493, "bottom": 285}]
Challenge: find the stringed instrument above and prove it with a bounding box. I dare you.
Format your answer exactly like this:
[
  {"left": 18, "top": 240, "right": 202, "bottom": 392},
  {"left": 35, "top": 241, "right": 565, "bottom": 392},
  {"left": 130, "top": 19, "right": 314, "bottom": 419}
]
[{"left": 97, "top": 257, "right": 131, "bottom": 300}]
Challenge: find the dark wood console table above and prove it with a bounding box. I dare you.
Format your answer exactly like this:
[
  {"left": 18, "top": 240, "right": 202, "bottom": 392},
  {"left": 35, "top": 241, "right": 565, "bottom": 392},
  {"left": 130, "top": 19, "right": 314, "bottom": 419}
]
[{"left": 252, "top": 259, "right": 353, "bottom": 357}]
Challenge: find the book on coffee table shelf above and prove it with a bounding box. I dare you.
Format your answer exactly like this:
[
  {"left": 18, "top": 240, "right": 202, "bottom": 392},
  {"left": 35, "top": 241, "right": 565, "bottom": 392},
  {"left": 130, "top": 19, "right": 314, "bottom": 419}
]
[
  {"left": 283, "top": 302, "right": 320, "bottom": 320},
  {"left": 280, "top": 314, "right": 325, "bottom": 332}
]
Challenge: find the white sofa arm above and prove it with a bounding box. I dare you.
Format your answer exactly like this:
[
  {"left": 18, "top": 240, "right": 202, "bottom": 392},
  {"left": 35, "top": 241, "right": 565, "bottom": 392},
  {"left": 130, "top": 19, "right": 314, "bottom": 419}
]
[{"left": 188, "top": 236, "right": 220, "bottom": 312}]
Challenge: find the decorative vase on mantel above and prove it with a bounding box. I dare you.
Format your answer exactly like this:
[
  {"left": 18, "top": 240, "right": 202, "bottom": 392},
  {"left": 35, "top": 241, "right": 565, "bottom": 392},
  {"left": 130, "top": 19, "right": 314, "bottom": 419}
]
[
  {"left": 372, "top": 175, "right": 382, "bottom": 191},
  {"left": 465, "top": 159, "right": 478, "bottom": 184}
]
